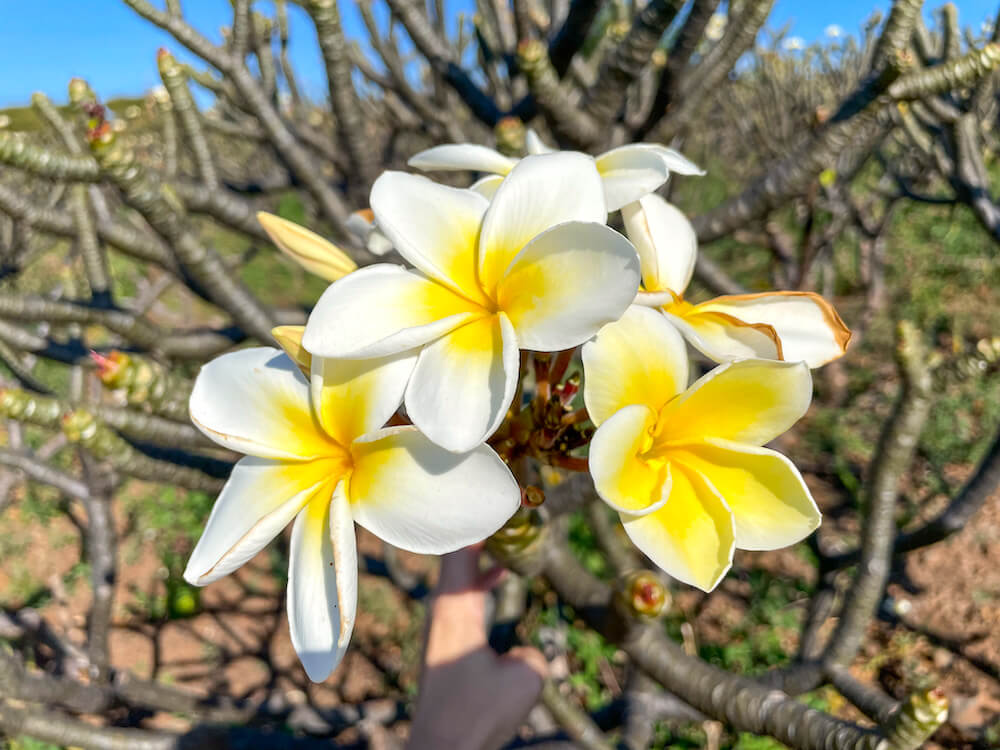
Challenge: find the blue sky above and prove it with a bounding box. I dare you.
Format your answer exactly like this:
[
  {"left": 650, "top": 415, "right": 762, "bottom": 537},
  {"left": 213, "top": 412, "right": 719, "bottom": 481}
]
[{"left": 0, "top": 0, "right": 995, "bottom": 107}]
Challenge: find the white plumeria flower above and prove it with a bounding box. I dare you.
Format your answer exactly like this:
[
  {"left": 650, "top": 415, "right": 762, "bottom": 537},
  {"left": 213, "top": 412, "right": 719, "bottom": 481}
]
[
  {"left": 303, "top": 152, "right": 641, "bottom": 453},
  {"left": 184, "top": 346, "right": 520, "bottom": 681},
  {"left": 583, "top": 306, "right": 820, "bottom": 591},
  {"left": 624, "top": 194, "right": 851, "bottom": 367},
  {"left": 407, "top": 133, "right": 704, "bottom": 212}
]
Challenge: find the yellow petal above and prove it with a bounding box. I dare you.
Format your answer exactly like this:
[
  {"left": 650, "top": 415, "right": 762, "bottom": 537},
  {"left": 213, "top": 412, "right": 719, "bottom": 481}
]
[
  {"left": 257, "top": 212, "right": 357, "bottom": 281},
  {"left": 272, "top": 325, "right": 311, "bottom": 375},
  {"left": 667, "top": 308, "right": 782, "bottom": 362},
  {"left": 589, "top": 404, "right": 671, "bottom": 516},
  {"left": 669, "top": 439, "right": 820, "bottom": 550},
  {"left": 694, "top": 292, "right": 851, "bottom": 367},
  {"left": 582, "top": 305, "right": 688, "bottom": 427},
  {"left": 657, "top": 358, "right": 812, "bottom": 447},
  {"left": 311, "top": 352, "right": 416, "bottom": 447},
  {"left": 620, "top": 463, "right": 734, "bottom": 591}
]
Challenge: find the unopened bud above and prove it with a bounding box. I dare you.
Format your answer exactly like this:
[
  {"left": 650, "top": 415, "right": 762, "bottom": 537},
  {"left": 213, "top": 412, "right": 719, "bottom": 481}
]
[
  {"left": 257, "top": 212, "right": 357, "bottom": 281},
  {"left": 522, "top": 486, "right": 545, "bottom": 507},
  {"left": 617, "top": 570, "right": 669, "bottom": 619},
  {"left": 495, "top": 116, "right": 525, "bottom": 156},
  {"left": 488, "top": 506, "right": 544, "bottom": 556},
  {"left": 272, "top": 326, "right": 312, "bottom": 375}
]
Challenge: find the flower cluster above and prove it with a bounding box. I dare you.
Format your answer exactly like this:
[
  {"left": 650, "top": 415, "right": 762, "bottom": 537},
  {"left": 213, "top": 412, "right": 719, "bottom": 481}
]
[{"left": 185, "top": 132, "right": 849, "bottom": 680}]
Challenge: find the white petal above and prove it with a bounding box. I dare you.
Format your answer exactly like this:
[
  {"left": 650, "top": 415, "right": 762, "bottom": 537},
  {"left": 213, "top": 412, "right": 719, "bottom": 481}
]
[
  {"left": 496, "top": 221, "right": 640, "bottom": 351},
  {"left": 582, "top": 305, "right": 689, "bottom": 427},
  {"left": 470, "top": 174, "right": 504, "bottom": 200},
  {"left": 640, "top": 144, "right": 705, "bottom": 176},
  {"left": 595, "top": 144, "right": 672, "bottom": 212},
  {"left": 407, "top": 143, "right": 517, "bottom": 175},
  {"left": 311, "top": 352, "right": 416, "bottom": 447},
  {"left": 184, "top": 457, "right": 335, "bottom": 585},
  {"left": 189, "top": 347, "right": 338, "bottom": 460},
  {"left": 621, "top": 194, "right": 697, "bottom": 294},
  {"left": 665, "top": 309, "right": 782, "bottom": 363},
  {"left": 287, "top": 482, "right": 357, "bottom": 682},
  {"left": 694, "top": 292, "right": 851, "bottom": 367},
  {"left": 348, "top": 426, "right": 520, "bottom": 552},
  {"left": 370, "top": 172, "right": 490, "bottom": 304},
  {"left": 302, "top": 264, "right": 482, "bottom": 359},
  {"left": 478, "top": 152, "right": 606, "bottom": 295},
  {"left": 404, "top": 313, "right": 519, "bottom": 453},
  {"left": 589, "top": 404, "right": 672, "bottom": 516},
  {"left": 524, "top": 129, "right": 555, "bottom": 155}
]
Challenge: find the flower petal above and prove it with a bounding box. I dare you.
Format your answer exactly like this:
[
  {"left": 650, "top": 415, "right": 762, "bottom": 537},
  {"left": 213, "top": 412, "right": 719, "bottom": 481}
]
[
  {"left": 639, "top": 144, "right": 705, "bottom": 176},
  {"left": 524, "top": 129, "right": 555, "bottom": 155},
  {"left": 303, "top": 264, "right": 483, "bottom": 359},
  {"left": 183, "top": 456, "right": 336, "bottom": 585},
  {"left": 621, "top": 463, "right": 734, "bottom": 592},
  {"left": 190, "top": 347, "right": 338, "bottom": 460},
  {"left": 257, "top": 212, "right": 357, "bottom": 281},
  {"left": 346, "top": 209, "right": 393, "bottom": 256},
  {"left": 582, "top": 305, "right": 688, "bottom": 426},
  {"left": 621, "top": 194, "right": 697, "bottom": 294},
  {"left": 370, "top": 171, "right": 490, "bottom": 305},
  {"left": 287, "top": 482, "right": 357, "bottom": 682},
  {"left": 694, "top": 292, "right": 851, "bottom": 367},
  {"left": 478, "top": 152, "right": 606, "bottom": 295},
  {"left": 595, "top": 144, "right": 672, "bottom": 212},
  {"left": 407, "top": 143, "right": 517, "bottom": 175},
  {"left": 658, "top": 358, "right": 812, "bottom": 446},
  {"left": 589, "top": 404, "right": 671, "bottom": 516},
  {"left": 666, "top": 309, "right": 783, "bottom": 362},
  {"left": 670, "top": 439, "right": 820, "bottom": 550},
  {"left": 496, "top": 221, "right": 640, "bottom": 351},
  {"left": 311, "top": 352, "right": 416, "bottom": 447},
  {"left": 348, "top": 426, "right": 520, "bottom": 552},
  {"left": 404, "top": 313, "right": 518, "bottom": 453},
  {"left": 470, "top": 174, "right": 504, "bottom": 199}
]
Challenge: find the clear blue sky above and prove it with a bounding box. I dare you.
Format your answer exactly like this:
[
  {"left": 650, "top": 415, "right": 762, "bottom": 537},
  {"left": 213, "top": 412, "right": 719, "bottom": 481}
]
[{"left": 0, "top": 0, "right": 995, "bottom": 108}]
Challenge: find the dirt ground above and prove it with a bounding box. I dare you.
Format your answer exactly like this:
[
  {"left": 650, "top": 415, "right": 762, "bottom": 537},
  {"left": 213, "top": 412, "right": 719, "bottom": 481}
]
[{"left": 1, "top": 468, "right": 998, "bottom": 749}]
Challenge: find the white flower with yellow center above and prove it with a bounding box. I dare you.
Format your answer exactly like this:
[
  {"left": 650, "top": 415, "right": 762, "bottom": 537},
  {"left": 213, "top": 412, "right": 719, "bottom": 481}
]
[
  {"left": 583, "top": 306, "right": 821, "bottom": 591},
  {"left": 625, "top": 194, "right": 851, "bottom": 367},
  {"left": 407, "top": 132, "right": 704, "bottom": 211},
  {"left": 302, "top": 152, "right": 641, "bottom": 453},
  {"left": 184, "top": 345, "right": 520, "bottom": 681}
]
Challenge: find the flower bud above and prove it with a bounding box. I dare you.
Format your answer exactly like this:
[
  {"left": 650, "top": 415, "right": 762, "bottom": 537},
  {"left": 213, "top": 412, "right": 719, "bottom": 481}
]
[
  {"left": 257, "top": 212, "right": 357, "bottom": 281},
  {"left": 616, "top": 570, "right": 670, "bottom": 619}
]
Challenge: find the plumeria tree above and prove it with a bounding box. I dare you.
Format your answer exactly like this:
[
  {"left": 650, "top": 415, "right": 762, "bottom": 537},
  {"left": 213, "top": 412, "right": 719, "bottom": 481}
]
[{"left": 0, "top": 0, "right": 998, "bottom": 748}]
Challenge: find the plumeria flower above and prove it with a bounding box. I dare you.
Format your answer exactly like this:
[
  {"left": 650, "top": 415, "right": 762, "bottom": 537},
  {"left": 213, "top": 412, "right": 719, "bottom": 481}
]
[
  {"left": 582, "top": 306, "right": 821, "bottom": 591},
  {"left": 624, "top": 194, "right": 850, "bottom": 367},
  {"left": 407, "top": 132, "right": 704, "bottom": 212},
  {"left": 303, "top": 152, "right": 640, "bottom": 453},
  {"left": 184, "top": 345, "right": 520, "bottom": 681}
]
